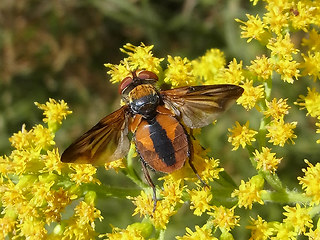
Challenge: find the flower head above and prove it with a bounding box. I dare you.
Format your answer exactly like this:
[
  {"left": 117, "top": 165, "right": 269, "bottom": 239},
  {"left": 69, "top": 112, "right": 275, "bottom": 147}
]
[
  {"left": 232, "top": 175, "right": 265, "bottom": 209},
  {"left": 266, "top": 118, "right": 297, "bottom": 146},
  {"left": 236, "top": 80, "right": 264, "bottom": 110},
  {"left": 208, "top": 206, "right": 240, "bottom": 231},
  {"left": 283, "top": 203, "right": 313, "bottom": 234},
  {"left": 35, "top": 99, "right": 72, "bottom": 132},
  {"left": 236, "top": 14, "right": 267, "bottom": 42},
  {"left": 188, "top": 187, "right": 213, "bottom": 216},
  {"left": 246, "top": 215, "right": 274, "bottom": 240},
  {"left": 228, "top": 121, "right": 258, "bottom": 150},
  {"left": 253, "top": 147, "right": 282, "bottom": 173},
  {"left": 298, "top": 160, "right": 320, "bottom": 205},
  {"left": 176, "top": 225, "right": 217, "bottom": 240},
  {"left": 263, "top": 98, "right": 290, "bottom": 120}
]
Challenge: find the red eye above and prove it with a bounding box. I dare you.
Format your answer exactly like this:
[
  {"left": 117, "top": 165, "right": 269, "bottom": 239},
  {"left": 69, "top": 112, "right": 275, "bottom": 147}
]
[
  {"left": 137, "top": 70, "right": 158, "bottom": 81},
  {"left": 118, "top": 76, "right": 133, "bottom": 94}
]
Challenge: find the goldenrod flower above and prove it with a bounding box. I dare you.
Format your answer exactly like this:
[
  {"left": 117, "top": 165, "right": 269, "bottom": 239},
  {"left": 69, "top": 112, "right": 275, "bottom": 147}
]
[
  {"left": 192, "top": 48, "right": 225, "bottom": 84},
  {"left": 231, "top": 175, "right": 265, "bottom": 209},
  {"left": 283, "top": 203, "right": 313, "bottom": 234},
  {"left": 266, "top": 118, "right": 297, "bottom": 146},
  {"left": 263, "top": 2, "right": 289, "bottom": 35},
  {"left": 17, "top": 218, "right": 47, "bottom": 240},
  {"left": 176, "top": 225, "right": 217, "bottom": 240},
  {"left": 267, "top": 33, "right": 299, "bottom": 60},
  {"left": 301, "top": 51, "right": 320, "bottom": 81},
  {"left": 228, "top": 121, "right": 258, "bottom": 150},
  {"left": 197, "top": 157, "right": 224, "bottom": 184},
  {"left": 35, "top": 99, "right": 72, "bottom": 132},
  {"left": 236, "top": 79, "right": 264, "bottom": 110},
  {"left": 274, "top": 58, "right": 300, "bottom": 84},
  {"left": 129, "top": 191, "right": 176, "bottom": 229},
  {"left": 246, "top": 215, "right": 274, "bottom": 240},
  {"left": 104, "top": 223, "right": 152, "bottom": 240},
  {"left": 236, "top": 14, "right": 266, "bottom": 42},
  {"left": 253, "top": 147, "right": 282, "bottom": 173},
  {"left": 222, "top": 58, "right": 244, "bottom": 85},
  {"left": 120, "top": 43, "right": 164, "bottom": 74},
  {"left": 188, "top": 187, "right": 213, "bottom": 216},
  {"left": 104, "top": 158, "right": 126, "bottom": 172},
  {"left": 295, "top": 87, "right": 320, "bottom": 118},
  {"left": 42, "top": 148, "right": 63, "bottom": 175},
  {"left": 164, "top": 55, "right": 196, "bottom": 87},
  {"left": 271, "top": 222, "right": 297, "bottom": 240},
  {"left": 208, "top": 206, "right": 240, "bottom": 231},
  {"left": 160, "top": 176, "right": 184, "bottom": 205},
  {"left": 105, "top": 62, "right": 131, "bottom": 84},
  {"left": 69, "top": 164, "right": 101, "bottom": 185},
  {"left": 263, "top": 98, "right": 290, "bottom": 120},
  {"left": 302, "top": 29, "right": 320, "bottom": 52},
  {"left": 289, "top": 1, "right": 317, "bottom": 32},
  {"left": 298, "top": 160, "right": 320, "bottom": 205},
  {"left": 247, "top": 55, "right": 273, "bottom": 81}
]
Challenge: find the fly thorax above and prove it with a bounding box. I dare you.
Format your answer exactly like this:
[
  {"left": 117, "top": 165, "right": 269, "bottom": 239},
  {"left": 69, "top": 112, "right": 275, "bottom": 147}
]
[{"left": 129, "top": 84, "right": 160, "bottom": 118}]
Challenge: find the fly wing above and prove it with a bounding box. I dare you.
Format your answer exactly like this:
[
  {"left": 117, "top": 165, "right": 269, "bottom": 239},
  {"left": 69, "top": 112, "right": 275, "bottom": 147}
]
[
  {"left": 161, "top": 84, "right": 243, "bottom": 128},
  {"left": 61, "top": 105, "right": 130, "bottom": 165}
]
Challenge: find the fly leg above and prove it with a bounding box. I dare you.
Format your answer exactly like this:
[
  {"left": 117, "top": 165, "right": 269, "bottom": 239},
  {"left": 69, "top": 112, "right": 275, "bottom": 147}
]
[
  {"left": 141, "top": 160, "right": 157, "bottom": 213},
  {"left": 188, "top": 129, "right": 208, "bottom": 187}
]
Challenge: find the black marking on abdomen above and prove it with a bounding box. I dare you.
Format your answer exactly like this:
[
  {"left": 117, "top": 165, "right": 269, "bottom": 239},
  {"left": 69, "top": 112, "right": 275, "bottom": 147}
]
[{"left": 148, "top": 118, "right": 176, "bottom": 166}]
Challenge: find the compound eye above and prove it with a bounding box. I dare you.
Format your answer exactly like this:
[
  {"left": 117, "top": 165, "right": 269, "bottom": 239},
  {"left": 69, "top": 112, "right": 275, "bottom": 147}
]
[
  {"left": 137, "top": 70, "right": 158, "bottom": 81},
  {"left": 118, "top": 76, "right": 133, "bottom": 94}
]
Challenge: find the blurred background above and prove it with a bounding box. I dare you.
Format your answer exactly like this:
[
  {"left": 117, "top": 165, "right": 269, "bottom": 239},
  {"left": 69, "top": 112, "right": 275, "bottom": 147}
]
[{"left": 1, "top": 0, "right": 319, "bottom": 238}]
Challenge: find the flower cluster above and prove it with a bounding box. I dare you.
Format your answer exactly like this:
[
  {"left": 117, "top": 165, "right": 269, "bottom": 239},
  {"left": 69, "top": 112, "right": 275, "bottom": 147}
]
[{"left": 1, "top": 0, "right": 320, "bottom": 238}]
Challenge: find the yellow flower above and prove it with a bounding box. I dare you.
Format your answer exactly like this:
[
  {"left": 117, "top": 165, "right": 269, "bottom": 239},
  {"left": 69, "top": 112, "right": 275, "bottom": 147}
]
[
  {"left": 317, "top": 121, "right": 320, "bottom": 144},
  {"left": 104, "top": 158, "right": 126, "bottom": 172},
  {"left": 42, "top": 148, "right": 63, "bottom": 175},
  {"left": 120, "top": 43, "right": 164, "bottom": 74},
  {"left": 0, "top": 215, "right": 16, "bottom": 239},
  {"left": 295, "top": 88, "right": 320, "bottom": 118},
  {"left": 302, "top": 29, "right": 320, "bottom": 52},
  {"left": 298, "top": 160, "right": 320, "bottom": 205},
  {"left": 160, "top": 176, "right": 184, "bottom": 206},
  {"left": 192, "top": 48, "right": 226, "bottom": 84},
  {"left": 228, "top": 121, "right": 258, "bottom": 150},
  {"left": 289, "top": 1, "right": 317, "bottom": 32},
  {"left": 176, "top": 225, "right": 217, "bottom": 240},
  {"left": 267, "top": 33, "right": 299, "bottom": 60},
  {"left": 197, "top": 157, "right": 223, "bottom": 184},
  {"left": 263, "top": 2, "right": 289, "bottom": 35},
  {"left": 9, "top": 124, "right": 33, "bottom": 150},
  {"left": 236, "top": 14, "right": 266, "bottom": 42},
  {"left": 105, "top": 62, "right": 131, "bottom": 84},
  {"left": 263, "top": 98, "right": 290, "bottom": 120},
  {"left": 35, "top": 99, "right": 72, "bottom": 132},
  {"left": 247, "top": 55, "right": 273, "bottom": 81},
  {"left": 246, "top": 215, "right": 274, "bottom": 240},
  {"left": 74, "top": 201, "right": 103, "bottom": 228},
  {"left": 301, "top": 51, "right": 320, "bottom": 81},
  {"left": 222, "top": 58, "right": 244, "bottom": 85},
  {"left": 283, "top": 203, "right": 313, "bottom": 234},
  {"left": 164, "top": 55, "right": 196, "bottom": 87},
  {"left": 208, "top": 206, "right": 240, "bottom": 231},
  {"left": 271, "top": 222, "right": 297, "bottom": 240},
  {"left": 69, "top": 164, "right": 100, "bottom": 185},
  {"left": 253, "top": 147, "right": 282, "bottom": 173},
  {"left": 104, "top": 223, "right": 152, "bottom": 240},
  {"left": 274, "top": 58, "right": 300, "bottom": 84},
  {"left": 231, "top": 175, "right": 265, "bottom": 209},
  {"left": 17, "top": 218, "right": 47, "bottom": 240},
  {"left": 188, "top": 187, "right": 213, "bottom": 216},
  {"left": 129, "top": 190, "right": 154, "bottom": 217},
  {"left": 44, "top": 188, "right": 76, "bottom": 224},
  {"left": 266, "top": 118, "right": 297, "bottom": 146},
  {"left": 237, "top": 79, "right": 264, "bottom": 110}
]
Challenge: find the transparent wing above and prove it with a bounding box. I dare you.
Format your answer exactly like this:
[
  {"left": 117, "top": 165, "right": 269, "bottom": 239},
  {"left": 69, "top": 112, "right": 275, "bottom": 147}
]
[
  {"left": 61, "top": 106, "right": 130, "bottom": 165},
  {"left": 161, "top": 84, "right": 244, "bottom": 128}
]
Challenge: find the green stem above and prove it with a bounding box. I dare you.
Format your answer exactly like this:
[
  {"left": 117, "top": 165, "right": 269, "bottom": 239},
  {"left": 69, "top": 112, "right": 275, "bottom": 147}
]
[
  {"left": 261, "top": 190, "right": 312, "bottom": 204},
  {"left": 81, "top": 183, "right": 141, "bottom": 199}
]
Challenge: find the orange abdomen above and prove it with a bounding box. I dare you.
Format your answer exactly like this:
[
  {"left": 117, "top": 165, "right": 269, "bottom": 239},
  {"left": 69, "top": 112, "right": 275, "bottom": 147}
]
[{"left": 135, "top": 114, "right": 189, "bottom": 173}]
